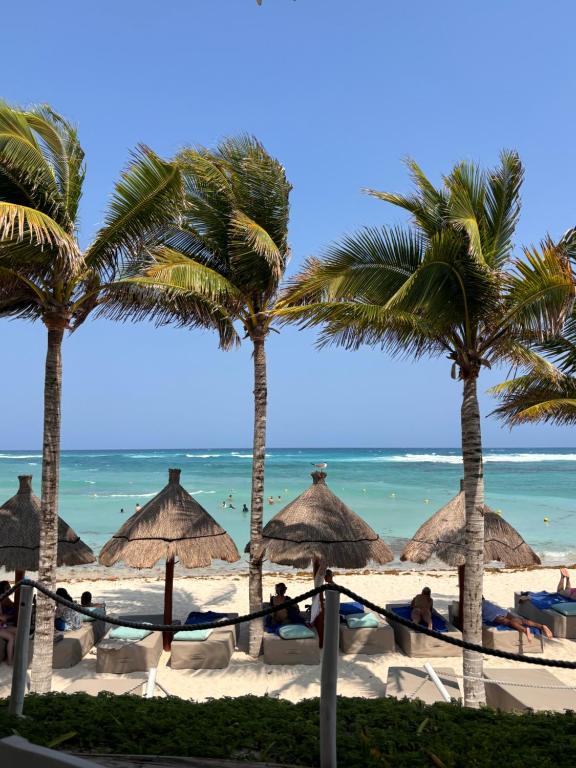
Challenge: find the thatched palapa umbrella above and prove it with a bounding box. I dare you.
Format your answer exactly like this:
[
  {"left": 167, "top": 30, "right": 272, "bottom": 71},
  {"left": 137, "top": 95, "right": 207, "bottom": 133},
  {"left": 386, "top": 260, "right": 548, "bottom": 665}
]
[
  {"left": 0, "top": 475, "right": 95, "bottom": 617},
  {"left": 400, "top": 479, "right": 540, "bottom": 625},
  {"left": 256, "top": 470, "right": 394, "bottom": 570},
  {"left": 99, "top": 468, "right": 240, "bottom": 649},
  {"left": 252, "top": 470, "right": 393, "bottom": 645},
  {"left": 0, "top": 474, "right": 95, "bottom": 572}
]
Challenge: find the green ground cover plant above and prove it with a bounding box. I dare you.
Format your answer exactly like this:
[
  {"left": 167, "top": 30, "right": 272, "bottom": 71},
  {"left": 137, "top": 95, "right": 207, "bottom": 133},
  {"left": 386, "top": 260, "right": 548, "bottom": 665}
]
[{"left": 1, "top": 694, "right": 575, "bottom": 767}]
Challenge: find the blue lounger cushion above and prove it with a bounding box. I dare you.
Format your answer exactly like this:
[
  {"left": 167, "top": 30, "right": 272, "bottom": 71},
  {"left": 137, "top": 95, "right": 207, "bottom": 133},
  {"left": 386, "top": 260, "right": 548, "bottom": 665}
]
[
  {"left": 346, "top": 613, "right": 379, "bottom": 629},
  {"left": 389, "top": 604, "right": 448, "bottom": 632},
  {"left": 551, "top": 602, "right": 576, "bottom": 616},
  {"left": 278, "top": 624, "right": 316, "bottom": 640},
  {"left": 173, "top": 628, "right": 212, "bottom": 641}
]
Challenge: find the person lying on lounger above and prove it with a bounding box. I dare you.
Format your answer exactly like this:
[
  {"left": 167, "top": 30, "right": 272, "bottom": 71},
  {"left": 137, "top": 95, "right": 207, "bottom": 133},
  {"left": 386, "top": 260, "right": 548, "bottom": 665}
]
[
  {"left": 557, "top": 568, "right": 576, "bottom": 598},
  {"left": 481, "top": 597, "right": 553, "bottom": 640},
  {"left": 411, "top": 587, "right": 433, "bottom": 629}
]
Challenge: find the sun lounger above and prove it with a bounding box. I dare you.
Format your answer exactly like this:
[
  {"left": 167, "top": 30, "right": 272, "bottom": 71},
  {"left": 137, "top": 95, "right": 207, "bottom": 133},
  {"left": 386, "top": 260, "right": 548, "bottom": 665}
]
[
  {"left": 63, "top": 677, "right": 146, "bottom": 696},
  {"left": 339, "top": 614, "right": 395, "bottom": 655},
  {"left": 0, "top": 735, "right": 101, "bottom": 767},
  {"left": 448, "top": 601, "right": 544, "bottom": 655},
  {"left": 170, "top": 611, "right": 238, "bottom": 670},
  {"left": 514, "top": 591, "right": 576, "bottom": 639},
  {"left": 263, "top": 631, "right": 321, "bottom": 665},
  {"left": 385, "top": 602, "right": 462, "bottom": 657},
  {"left": 484, "top": 668, "right": 576, "bottom": 712},
  {"left": 386, "top": 666, "right": 461, "bottom": 703},
  {"left": 96, "top": 613, "right": 168, "bottom": 674},
  {"left": 52, "top": 617, "right": 107, "bottom": 669},
  {"left": 170, "top": 627, "right": 235, "bottom": 670}
]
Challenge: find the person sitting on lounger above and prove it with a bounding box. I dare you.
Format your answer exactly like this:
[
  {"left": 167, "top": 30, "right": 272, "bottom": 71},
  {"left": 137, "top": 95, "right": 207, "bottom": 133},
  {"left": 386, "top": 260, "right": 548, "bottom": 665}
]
[
  {"left": 411, "top": 587, "right": 433, "bottom": 629},
  {"left": 0, "top": 580, "right": 17, "bottom": 665},
  {"left": 55, "top": 588, "right": 82, "bottom": 632},
  {"left": 481, "top": 597, "right": 553, "bottom": 641},
  {"left": 557, "top": 568, "right": 576, "bottom": 598},
  {"left": 270, "top": 583, "right": 291, "bottom": 625}
]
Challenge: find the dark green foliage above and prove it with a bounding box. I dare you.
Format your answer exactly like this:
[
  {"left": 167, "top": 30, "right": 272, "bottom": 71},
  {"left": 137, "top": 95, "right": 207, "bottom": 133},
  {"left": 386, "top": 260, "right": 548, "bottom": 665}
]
[{"left": 1, "top": 694, "right": 575, "bottom": 767}]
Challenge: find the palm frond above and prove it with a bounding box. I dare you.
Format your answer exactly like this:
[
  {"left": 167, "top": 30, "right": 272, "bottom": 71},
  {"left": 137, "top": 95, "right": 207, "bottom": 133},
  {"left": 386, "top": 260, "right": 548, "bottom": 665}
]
[
  {"left": 122, "top": 246, "right": 241, "bottom": 306},
  {"left": 85, "top": 146, "right": 183, "bottom": 277},
  {"left": 0, "top": 202, "right": 79, "bottom": 261},
  {"left": 497, "top": 239, "right": 575, "bottom": 343}
]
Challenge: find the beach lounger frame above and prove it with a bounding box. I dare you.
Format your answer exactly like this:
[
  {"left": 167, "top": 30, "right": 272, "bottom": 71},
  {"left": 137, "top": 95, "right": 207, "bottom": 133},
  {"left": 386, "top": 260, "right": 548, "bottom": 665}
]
[
  {"left": 386, "top": 666, "right": 462, "bottom": 704},
  {"left": 339, "top": 615, "right": 395, "bottom": 655},
  {"left": 484, "top": 667, "right": 576, "bottom": 713},
  {"left": 96, "top": 613, "right": 168, "bottom": 674},
  {"left": 514, "top": 591, "right": 576, "bottom": 639},
  {"left": 169, "top": 611, "right": 239, "bottom": 670},
  {"left": 385, "top": 602, "right": 462, "bottom": 657}
]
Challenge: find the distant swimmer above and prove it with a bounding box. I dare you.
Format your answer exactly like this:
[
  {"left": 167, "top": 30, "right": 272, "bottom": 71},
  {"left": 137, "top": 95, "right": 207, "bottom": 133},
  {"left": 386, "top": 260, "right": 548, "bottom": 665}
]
[
  {"left": 277, "top": 495, "right": 281, "bottom": 501},
  {"left": 135, "top": 503, "right": 142, "bottom": 513},
  {"left": 268, "top": 496, "right": 275, "bottom": 505},
  {"left": 228, "top": 502, "right": 236, "bottom": 510},
  {"left": 242, "top": 504, "right": 249, "bottom": 513},
  {"left": 120, "top": 507, "right": 125, "bottom": 514}
]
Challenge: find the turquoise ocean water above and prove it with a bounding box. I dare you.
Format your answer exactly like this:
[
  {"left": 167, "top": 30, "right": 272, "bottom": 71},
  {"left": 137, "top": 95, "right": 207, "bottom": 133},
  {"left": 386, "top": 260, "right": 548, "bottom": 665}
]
[{"left": 0, "top": 448, "right": 575, "bottom": 567}]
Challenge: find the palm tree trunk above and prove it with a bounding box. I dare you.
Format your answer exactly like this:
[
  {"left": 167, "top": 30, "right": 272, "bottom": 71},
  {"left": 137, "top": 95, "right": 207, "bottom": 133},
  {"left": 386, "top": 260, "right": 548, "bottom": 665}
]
[
  {"left": 461, "top": 372, "right": 486, "bottom": 708},
  {"left": 248, "top": 330, "right": 267, "bottom": 657},
  {"left": 30, "top": 317, "right": 66, "bottom": 693}
]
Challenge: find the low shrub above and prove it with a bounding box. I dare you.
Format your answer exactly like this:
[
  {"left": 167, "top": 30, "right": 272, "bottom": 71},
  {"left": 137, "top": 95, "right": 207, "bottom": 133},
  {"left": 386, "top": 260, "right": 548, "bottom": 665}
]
[{"left": 0, "top": 694, "right": 575, "bottom": 767}]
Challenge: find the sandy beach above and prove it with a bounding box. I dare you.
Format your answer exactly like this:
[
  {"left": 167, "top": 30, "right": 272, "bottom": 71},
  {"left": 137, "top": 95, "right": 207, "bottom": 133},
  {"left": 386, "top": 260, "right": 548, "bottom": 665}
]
[{"left": 2, "top": 566, "right": 575, "bottom": 701}]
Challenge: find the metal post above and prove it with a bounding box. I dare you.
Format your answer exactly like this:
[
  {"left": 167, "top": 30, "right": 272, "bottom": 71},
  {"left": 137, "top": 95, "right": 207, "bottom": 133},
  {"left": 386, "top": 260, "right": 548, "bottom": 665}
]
[
  {"left": 145, "top": 667, "right": 158, "bottom": 698},
  {"left": 424, "top": 663, "right": 452, "bottom": 703},
  {"left": 9, "top": 583, "right": 34, "bottom": 716},
  {"left": 320, "top": 587, "right": 340, "bottom": 768}
]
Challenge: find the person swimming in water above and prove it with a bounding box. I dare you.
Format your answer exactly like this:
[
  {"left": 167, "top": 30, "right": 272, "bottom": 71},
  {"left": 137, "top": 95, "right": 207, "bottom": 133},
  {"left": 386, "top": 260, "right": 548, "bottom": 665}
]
[{"left": 242, "top": 504, "right": 249, "bottom": 513}]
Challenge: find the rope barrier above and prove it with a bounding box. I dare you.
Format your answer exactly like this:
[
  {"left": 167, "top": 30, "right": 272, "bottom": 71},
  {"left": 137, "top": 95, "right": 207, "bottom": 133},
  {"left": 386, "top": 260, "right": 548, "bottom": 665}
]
[
  {"left": 4, "top": 578, "right": 576, "bottom": 669},
  {"left": 438, "top": 672, "right": 576, "bottom": 690}
]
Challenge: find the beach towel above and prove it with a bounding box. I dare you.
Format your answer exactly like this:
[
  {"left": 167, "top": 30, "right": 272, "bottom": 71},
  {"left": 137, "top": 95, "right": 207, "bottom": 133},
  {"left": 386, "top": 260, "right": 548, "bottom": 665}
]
[
  {"left": 525, "top": 591, "right": 576, "bottom": 611},
  {"left": 184, "top": 610, "right": 229, "bottom": 626},
  {"left": 339, "top": 601, "right": 365, "bottom": 616},
  {"left": 389, "top": 604, "right": 448, "bottom": 633}
]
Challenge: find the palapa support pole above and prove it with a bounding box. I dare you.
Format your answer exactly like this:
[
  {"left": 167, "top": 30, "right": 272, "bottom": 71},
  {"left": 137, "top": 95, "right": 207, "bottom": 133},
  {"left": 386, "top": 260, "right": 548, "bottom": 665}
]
[
  {"left": 320, "top": 586, "right": 340, "bottom": 768},
  {"left": 9, "top": 583, "right": 34, "bottom": 716},
  {"left": 163, "top": 557, "right": 175, "bottom": 651},
  {"left": 458, "top": 564, "right": 465, "bottom": 631},
  {"left": 14, "top": 570, "right": 25, "bottom": 623}
]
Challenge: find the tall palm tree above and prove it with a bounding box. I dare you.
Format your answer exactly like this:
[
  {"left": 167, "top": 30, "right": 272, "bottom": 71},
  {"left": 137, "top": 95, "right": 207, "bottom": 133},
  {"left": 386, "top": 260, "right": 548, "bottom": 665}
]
[
  {"left": 116, "top": 136, "right": 291, "bottom": 656},
  {"left": 280, "top": 152, "right": 574, "bottom": 706},
  {"left": 492, "top": 313, "right": 576, "bottom": 425},
  {"left": 0, "top": 103, "right": 184, "bottom": 692}
]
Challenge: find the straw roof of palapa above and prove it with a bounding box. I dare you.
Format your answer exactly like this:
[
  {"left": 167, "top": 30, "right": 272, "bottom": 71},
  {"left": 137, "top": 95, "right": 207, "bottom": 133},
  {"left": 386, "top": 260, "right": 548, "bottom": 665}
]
[
  {"left": 99, "top": 468, "right": 240, "bottom": 568},
  {"left": 0, "top": 475, "right": 95, "bottom": 570},
  {"left": 400, "top": 486, "right": 541, "bottom": 568},
  {"left": 255, "top": 471, "right": 394, "bottom": 569}
]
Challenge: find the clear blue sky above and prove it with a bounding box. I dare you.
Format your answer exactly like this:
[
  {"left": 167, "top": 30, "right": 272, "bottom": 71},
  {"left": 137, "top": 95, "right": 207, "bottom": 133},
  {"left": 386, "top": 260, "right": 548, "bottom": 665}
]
[{"left": 1, "top": 0, "right": 575, "bottom": 449}]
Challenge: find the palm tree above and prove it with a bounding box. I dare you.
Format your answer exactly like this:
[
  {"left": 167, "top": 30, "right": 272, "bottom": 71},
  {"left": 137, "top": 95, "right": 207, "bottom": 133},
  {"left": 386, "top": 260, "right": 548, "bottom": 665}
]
[
  {"left": 492, "top": 313, "right": 576, "bottom": 425},
  {"left": 0, "top": 103, "right": 184, "bottom": 692},
  {"left": 116, "top": 136, "right": 291, "bottom": 657},
  {"left": 280, "top": 152, "right": 574, "bottom": 706}
]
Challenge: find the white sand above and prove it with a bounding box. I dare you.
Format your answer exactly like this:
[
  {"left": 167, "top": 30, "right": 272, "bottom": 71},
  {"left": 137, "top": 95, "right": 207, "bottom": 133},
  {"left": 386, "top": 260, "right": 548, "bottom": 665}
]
[{"left": 2, "top": 566, "right": 576, "bottom": 701}]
